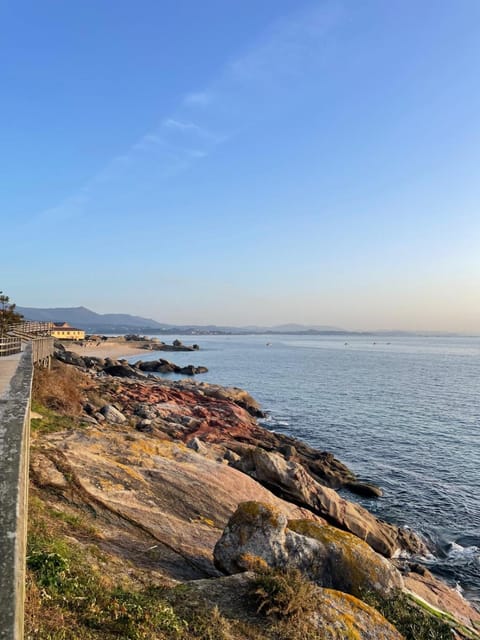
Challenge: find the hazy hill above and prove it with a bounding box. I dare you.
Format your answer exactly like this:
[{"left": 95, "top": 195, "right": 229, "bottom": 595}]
[
  {"left": 17, "top": 306, "right": 170, "bottom": 333},
  {"left": 17, "top": 306, "right": 346, "bottom": 335}
]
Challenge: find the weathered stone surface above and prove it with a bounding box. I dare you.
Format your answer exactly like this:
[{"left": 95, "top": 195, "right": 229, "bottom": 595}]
[
  {"left": 99, "top": 404, "right": 127, "bottom": 424},
  {"left": 187, "top": 573, "right": 404, "bottom": 640},
  {"left": 288, "top": 519, "right": 403, "bottom": 595},
  {"left": 31, "top": 430, "right": 320, "bottom": 582},
  {"left": 33, "top": 359, "right": 480, "bottom": 632},
  {"left": 214, "top": 502, "right": 403, "bottom": 597},
  {"left": 195, "top": 384, "right": 265, "bottom": 417},
  {"left": 30, "top": 454, "right": 68, "bottom": 489},
  {"left": 232, "top": 447, "right": 426, "bottom": 557},
  {"left": 346, "top": 480, "right": 383, "bottom": 498},
  {"left": 103, "top": 364, "right": 144, "bottom": 378},
  {"left": 404, "top": 568, "right": 480, "bottom": 629},
  {"left": 54, "top": 349, "right": 86, "bottom": 368},
  {"left": 134, "top": 359, "right": 208, "bottom": 376},
  {"left": 82, "top": 356, "right": 105, "bottom": 369}
]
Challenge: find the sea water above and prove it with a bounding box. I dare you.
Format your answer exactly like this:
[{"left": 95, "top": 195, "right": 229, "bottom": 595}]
[{"left": 130, "top": 334, "right": 480, "bottom": 604}]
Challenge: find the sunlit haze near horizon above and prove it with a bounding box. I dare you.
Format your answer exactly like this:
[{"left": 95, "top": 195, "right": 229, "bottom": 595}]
[{"left": 2, "top": 1, "right": 480, "bottom": 332}]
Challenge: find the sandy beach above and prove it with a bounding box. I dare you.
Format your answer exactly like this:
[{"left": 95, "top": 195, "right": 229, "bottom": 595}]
[{"left": 65, "top": 341, "right": 149, "bottom": 361}]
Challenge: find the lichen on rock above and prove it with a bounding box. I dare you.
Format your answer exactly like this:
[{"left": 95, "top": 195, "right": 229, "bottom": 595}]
[{"left": 214, "top": 501, "right": 403, "bottom": 598}]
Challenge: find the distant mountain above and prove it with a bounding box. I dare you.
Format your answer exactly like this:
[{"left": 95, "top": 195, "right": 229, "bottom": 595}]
[
  {"left": 17, "top": 306, "right": 171, "bottom": 333},
  {"left": 239, "top": 323, "right": 343, "bottom": 332},
  {"left": 268, "top": 323, "right": 343, "bottom": 332},
  {"left": 16, "top": 306, "right": 347, "bottom": 335}
]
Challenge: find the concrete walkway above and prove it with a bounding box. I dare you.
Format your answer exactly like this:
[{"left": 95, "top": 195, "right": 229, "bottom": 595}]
[{"left": 0, "top": 353, "right": 22, "bottom": 401}]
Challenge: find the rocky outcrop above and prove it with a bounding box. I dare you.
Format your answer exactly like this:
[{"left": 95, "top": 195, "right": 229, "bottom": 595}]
[
  {"left": 54, "top": 348, "right": 87, "bottom": 368},
  {"left": 110, "top": 336, "right": 200, "bottom": 351},
  {"left": 55, "top": 350, "right": 208, "bottom": 377},
  {"left": 135, "top": 359, "right": 208, "bottom": 375},
  {"left": 32, "top": 358, "right": 480, "bottom": 637},
  {"left": 232, "top": 448, "right": 426, "bottom": 557},
  {"left": 30, "top": 429, "right": 321, "bottom": 582},
  {"left": 54, "top": 365, "right": 423, "bottom": 557},
  {"left": 214, "top": 502, "right": 403, "bottom": 597},
  {"left": 187, "top": 573, "right": 404, "bottom": 640}
]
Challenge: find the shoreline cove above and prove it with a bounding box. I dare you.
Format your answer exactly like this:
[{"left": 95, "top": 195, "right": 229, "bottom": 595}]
[
  {"left": 27, "top": 340, "right": 480, "bottom": 638},
  {"left": 61, "top": 335, "right": 480, "bottom": 605},
  {"left": 126, "top": 332, "right": 480, "bottom": 607}
]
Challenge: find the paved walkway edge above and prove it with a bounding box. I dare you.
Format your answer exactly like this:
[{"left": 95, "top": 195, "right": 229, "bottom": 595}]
[{"left": 0, "top": 344, "right": 33, "bottom": 640}]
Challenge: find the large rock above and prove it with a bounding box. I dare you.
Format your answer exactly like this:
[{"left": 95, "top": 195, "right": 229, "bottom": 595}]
[
  {"left": 103, "top": 364, "right": 143, "bottom": 378},
  {"left": 79, "top": 377, "right": 376, "bottom": 498},
  {"left": 196, "top": 384, "right": 265, "bottom": 417},
  {"left": 54, "top": 349, "right": 86, "bottom": 368},
  {"left": 99, "top": 404, "right": 127, "bottom": 424},
  {"left": 187, "top": 573, "right": 404, "bottom": 640},
  {"left": 30, "top": 429, "right": 320, "bottom": 582},
  {"left": 214, "top": 502, "right": 403, "bottom": 597},
  {"left": 232, "top": 447, "right": 426, "bottom": 557}
]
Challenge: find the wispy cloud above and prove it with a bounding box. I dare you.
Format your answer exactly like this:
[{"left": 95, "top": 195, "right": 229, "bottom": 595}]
[
  {"left": 183, "top": 91, "right": 213, "bottom": 107},
  {"left": 31, "top": 2, "right": 342, "bottom": 225}
]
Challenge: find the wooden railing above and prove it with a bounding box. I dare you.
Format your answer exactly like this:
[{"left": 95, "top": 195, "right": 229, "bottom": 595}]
[
  {"left": 0, "top": 322, "right": 54, "bottom": 360},
  {"left": 0, "top": 336, "right": 22, "bottom": 357},
  {"left": 32, "top": 337, "right": 55, "bottom": 367},
  {"left": 7, "top": 321, "right": 53, "bottom": 339}
]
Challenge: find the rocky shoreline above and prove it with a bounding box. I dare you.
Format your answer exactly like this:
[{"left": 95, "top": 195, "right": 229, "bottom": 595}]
[
  {"left": 55, "top": 343, "right": 209, "bottom": 377},
  {"left": 29, "top": 350, "right": 480, "bottom": 639}
]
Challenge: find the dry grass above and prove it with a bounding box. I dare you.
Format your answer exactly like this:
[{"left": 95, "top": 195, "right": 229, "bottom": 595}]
[
  {"left": 32, "top": 361, "right": 88, "bottom": 415},
  {"left": 252, "top": 566, "right": 319, "bottom": 621}
]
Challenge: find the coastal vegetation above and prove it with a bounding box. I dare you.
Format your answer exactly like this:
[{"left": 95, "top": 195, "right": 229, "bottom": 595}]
[
  {"left": 0, "top": 290, "right": 23, "bottom": 335},
  {"left": 25, "top": 347, "right": 480, "bottom": 639}
]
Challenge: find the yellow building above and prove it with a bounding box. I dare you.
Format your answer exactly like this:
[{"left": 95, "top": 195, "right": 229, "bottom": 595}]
[{"left": 51, "top": 322, "right": 85, "bottom": 341}]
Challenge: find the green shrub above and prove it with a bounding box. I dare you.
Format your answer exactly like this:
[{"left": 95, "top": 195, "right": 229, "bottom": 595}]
[{"left": 27, "top": 551, "right": 69, "bottom": 589}]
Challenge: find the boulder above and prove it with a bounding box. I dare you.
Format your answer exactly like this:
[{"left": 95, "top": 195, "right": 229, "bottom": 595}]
[
  {"left": 178, "top": 365, "right": 196, "bottom": 375},
  {"left": 132, "top": 403, "right": 158, "bottom": 420},
  {"left": 197, "top": 384, "right": 265, "bottom": 417},
  {"left": 99, "top": 404, "right": 127, "bottom": 424},
  {"left": 178, "top": 365, "right": 208, "bottom": 376},
  {"left": 214, "top": 502, "right": 403, "bottom": 598},
  {"left": 103, "top": 364, "right": 140, "bottom": 378},
  {"left": 136, "top": 419, "right": 153, "bottom": 433},
  {"left": 82, "top": 356, "right": 105, "bottom": 369},
  {"left": 195, "top": 366, "right": 208, "bottom": 374},
  {"left": 31, "top": 433, "right": 320, "bottom": 582},
  {"left": 55, "top": 349, "right": 86, "bottom": 368},
  {"left": 288, "top": 519, "right": 403, "bottom": 597},
  {"left": 233, "top": 447, "right": 426, "bottom": 557},
  {"left": 137, "top": 360, "right": 165, "bottom": 372},
  {"left": 346, "top": 480, "right": 383, "bottom": 498}
]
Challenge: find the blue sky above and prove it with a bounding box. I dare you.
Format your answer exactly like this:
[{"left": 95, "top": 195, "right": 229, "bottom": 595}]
[{"left": 2, "top": 0, "right": 480, "bottom": 331}]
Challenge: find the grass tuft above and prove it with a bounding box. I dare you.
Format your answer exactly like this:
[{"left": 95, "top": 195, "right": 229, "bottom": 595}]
[
  {"left": 361, "top": 589, "right": 452, "bottom": 640},
  {"left": 32, "top": 361, "right": 87, "bottom": 415}
]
